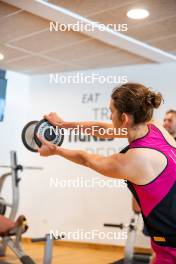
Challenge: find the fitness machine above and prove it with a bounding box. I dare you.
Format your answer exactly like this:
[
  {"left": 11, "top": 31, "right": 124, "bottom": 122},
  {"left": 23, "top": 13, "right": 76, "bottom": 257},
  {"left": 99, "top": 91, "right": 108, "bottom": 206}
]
[
  {"left": 31, "top": 233, "right": 65, "bottom": 264},
  {"left": 104, "top": 213, "right": 151, "bottom": 264},
  {"left": 0, "top": 151, "right": 42, "bottom": 263},
  {"left": 0, "top": 151, "right": 63, "bottom": 264}
]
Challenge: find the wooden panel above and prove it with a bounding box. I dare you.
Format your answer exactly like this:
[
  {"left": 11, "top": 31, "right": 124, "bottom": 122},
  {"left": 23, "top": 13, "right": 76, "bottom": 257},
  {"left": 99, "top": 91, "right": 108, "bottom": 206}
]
[
  {"left": 0, "top": 0, "right": 174, "bottom": 74},
  {"left": 0, "top": 11, "right": 48, "bottom": 42},
  {"left": 0, "top": 1, "right": 20, "bottom": 18},
  {"left": 2, "top": 56, "right": 52, "bottom": 71},
  {"left": 50, "top": 0, "right": 176, "bottom": 31},
  {"left": 0, "top": 45, "right": 28, "bottom": 62},
  {"left": 11, "top": 29, "right": 90, "bottom": 53},
  {"left": 89, "top": 1, "right": 146, "bottom": 28},
  {"left": 89, "top": 0, "right": 176, "bottom": 29},
  {"left": 76, "top": 49, "right": 151, "bottom": 69},
  {"left": 148, "top": 35, "right": 176, "bottom": 52},
  {"left": 49, "top": 0, "right": 137, "bottom": 16},
  {"left": 25, "top": 62, "right": 83, "bottom": 75},
  {"left": 45, "top": 39, "right": 120, "bottom": 62},
  {"left": 127, "top": 16, "right": 176, "bottom": 41}
]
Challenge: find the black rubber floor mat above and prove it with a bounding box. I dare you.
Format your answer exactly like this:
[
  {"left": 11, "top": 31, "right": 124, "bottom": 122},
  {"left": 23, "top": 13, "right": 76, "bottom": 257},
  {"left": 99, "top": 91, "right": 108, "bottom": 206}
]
[{"left": 110, "top": 259, "right": 150, "bottom": 264}]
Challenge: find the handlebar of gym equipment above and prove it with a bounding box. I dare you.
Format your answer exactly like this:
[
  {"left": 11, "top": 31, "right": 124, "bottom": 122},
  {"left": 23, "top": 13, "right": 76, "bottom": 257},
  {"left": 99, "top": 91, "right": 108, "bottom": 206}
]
[
  {"left": 0, "top": 165, "right": 43, "bottom": 170},
  {"left": 0, "top": 151, "right": 43, "bottom": 220},
  {"left": 104, "top": 223, "right": 125, "bottom": 229},
  {"left": 31, "top": 234, "right": 65, "bottom": 243}
]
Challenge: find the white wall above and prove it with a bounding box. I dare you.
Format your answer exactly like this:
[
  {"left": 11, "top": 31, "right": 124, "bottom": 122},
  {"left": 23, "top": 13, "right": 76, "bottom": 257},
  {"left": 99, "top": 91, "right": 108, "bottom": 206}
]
[
  {"left": 1, "top": 62, "right": 176, "bottom": 248},
  {"left": 0, "top": 71, "right": 31, "bottom": 214}
]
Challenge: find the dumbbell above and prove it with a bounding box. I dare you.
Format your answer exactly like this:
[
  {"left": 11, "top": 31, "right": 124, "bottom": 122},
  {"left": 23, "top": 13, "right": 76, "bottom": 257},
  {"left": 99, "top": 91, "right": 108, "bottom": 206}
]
[{"left": 21, "top": 119, "right": 64, "bottom": 152}]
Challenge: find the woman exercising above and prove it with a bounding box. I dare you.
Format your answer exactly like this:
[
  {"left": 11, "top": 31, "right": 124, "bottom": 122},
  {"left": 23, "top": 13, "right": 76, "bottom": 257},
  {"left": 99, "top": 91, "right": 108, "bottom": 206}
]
[{"left": 38, "top": 83, "right": 176, "bottom": 264}]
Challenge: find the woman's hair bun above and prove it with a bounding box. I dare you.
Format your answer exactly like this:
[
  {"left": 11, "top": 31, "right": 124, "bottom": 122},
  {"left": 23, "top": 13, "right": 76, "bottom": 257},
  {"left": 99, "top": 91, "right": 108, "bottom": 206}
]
[{"left": 145, "top": 90, "right": 163, "bottom": 109}]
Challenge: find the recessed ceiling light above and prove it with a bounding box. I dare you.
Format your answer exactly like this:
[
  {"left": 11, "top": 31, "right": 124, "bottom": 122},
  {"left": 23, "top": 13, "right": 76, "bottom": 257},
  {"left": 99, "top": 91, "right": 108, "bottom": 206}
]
[
  {"left": 0, "top": 53, "right": 4, "bottom": 60},
  {"left": 127, "top": 9, "right": 149, "bottom": 19}
]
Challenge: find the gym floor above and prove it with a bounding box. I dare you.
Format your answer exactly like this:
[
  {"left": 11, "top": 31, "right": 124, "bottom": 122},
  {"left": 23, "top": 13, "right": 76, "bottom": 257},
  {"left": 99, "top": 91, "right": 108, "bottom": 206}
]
[{"left": 2, "top": 241, "right": 124, "bottom": 264}]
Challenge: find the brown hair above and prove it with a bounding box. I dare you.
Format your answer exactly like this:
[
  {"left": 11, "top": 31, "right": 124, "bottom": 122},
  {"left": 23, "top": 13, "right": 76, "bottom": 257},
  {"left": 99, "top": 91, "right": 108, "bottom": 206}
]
[
  {"left": 111, "top": 83, "right": 163, "bottom": 124},
  {"left": 166, "top": 109, "right": 176, "bottom": 115}
]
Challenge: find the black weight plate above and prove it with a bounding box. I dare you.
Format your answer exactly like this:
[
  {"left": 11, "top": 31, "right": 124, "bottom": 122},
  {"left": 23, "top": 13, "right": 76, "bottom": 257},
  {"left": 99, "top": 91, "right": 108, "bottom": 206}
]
[
  {"left": 21, "top": 121, "right": 39, "bottom": 152},
  {"left": 34, "top": 119, "right": 64, "bottom": 148}
]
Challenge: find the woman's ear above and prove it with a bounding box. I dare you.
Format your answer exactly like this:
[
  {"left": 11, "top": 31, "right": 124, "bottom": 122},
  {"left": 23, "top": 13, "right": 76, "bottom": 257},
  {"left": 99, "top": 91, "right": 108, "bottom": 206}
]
[{"left": 121, "top": 113, "right": 132, "bottom": 127}]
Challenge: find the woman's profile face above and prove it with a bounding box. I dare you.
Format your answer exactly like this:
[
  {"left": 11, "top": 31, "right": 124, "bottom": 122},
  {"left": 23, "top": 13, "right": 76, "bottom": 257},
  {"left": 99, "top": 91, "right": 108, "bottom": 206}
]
[{"left": 109, "top": 99, "right": 121, "bottom": 128}]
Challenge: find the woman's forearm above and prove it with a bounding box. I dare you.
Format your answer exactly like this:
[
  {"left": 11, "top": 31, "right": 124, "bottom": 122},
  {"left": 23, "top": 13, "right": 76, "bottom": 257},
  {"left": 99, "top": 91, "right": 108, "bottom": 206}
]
[
  {"left": 64, "top": 121, "right": 112, "bottom": 130},
  {"left": 55, "top": 146, "right": 96, "bottom": 167},
  {"left": 63, "top": 121, "right": 126, "bottom": 138},
  {"left": 55, "top": 147, "right": 121, "bottom": 179},
  {"left": 44, "top": 113, "right": 126, "bottom": 138}
]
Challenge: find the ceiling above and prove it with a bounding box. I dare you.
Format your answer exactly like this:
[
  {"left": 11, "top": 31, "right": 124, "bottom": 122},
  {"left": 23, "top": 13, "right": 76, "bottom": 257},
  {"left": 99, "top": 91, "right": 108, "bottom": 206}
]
[{"left": 0, "top": 0, "right": 176, "bottom": 75}]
